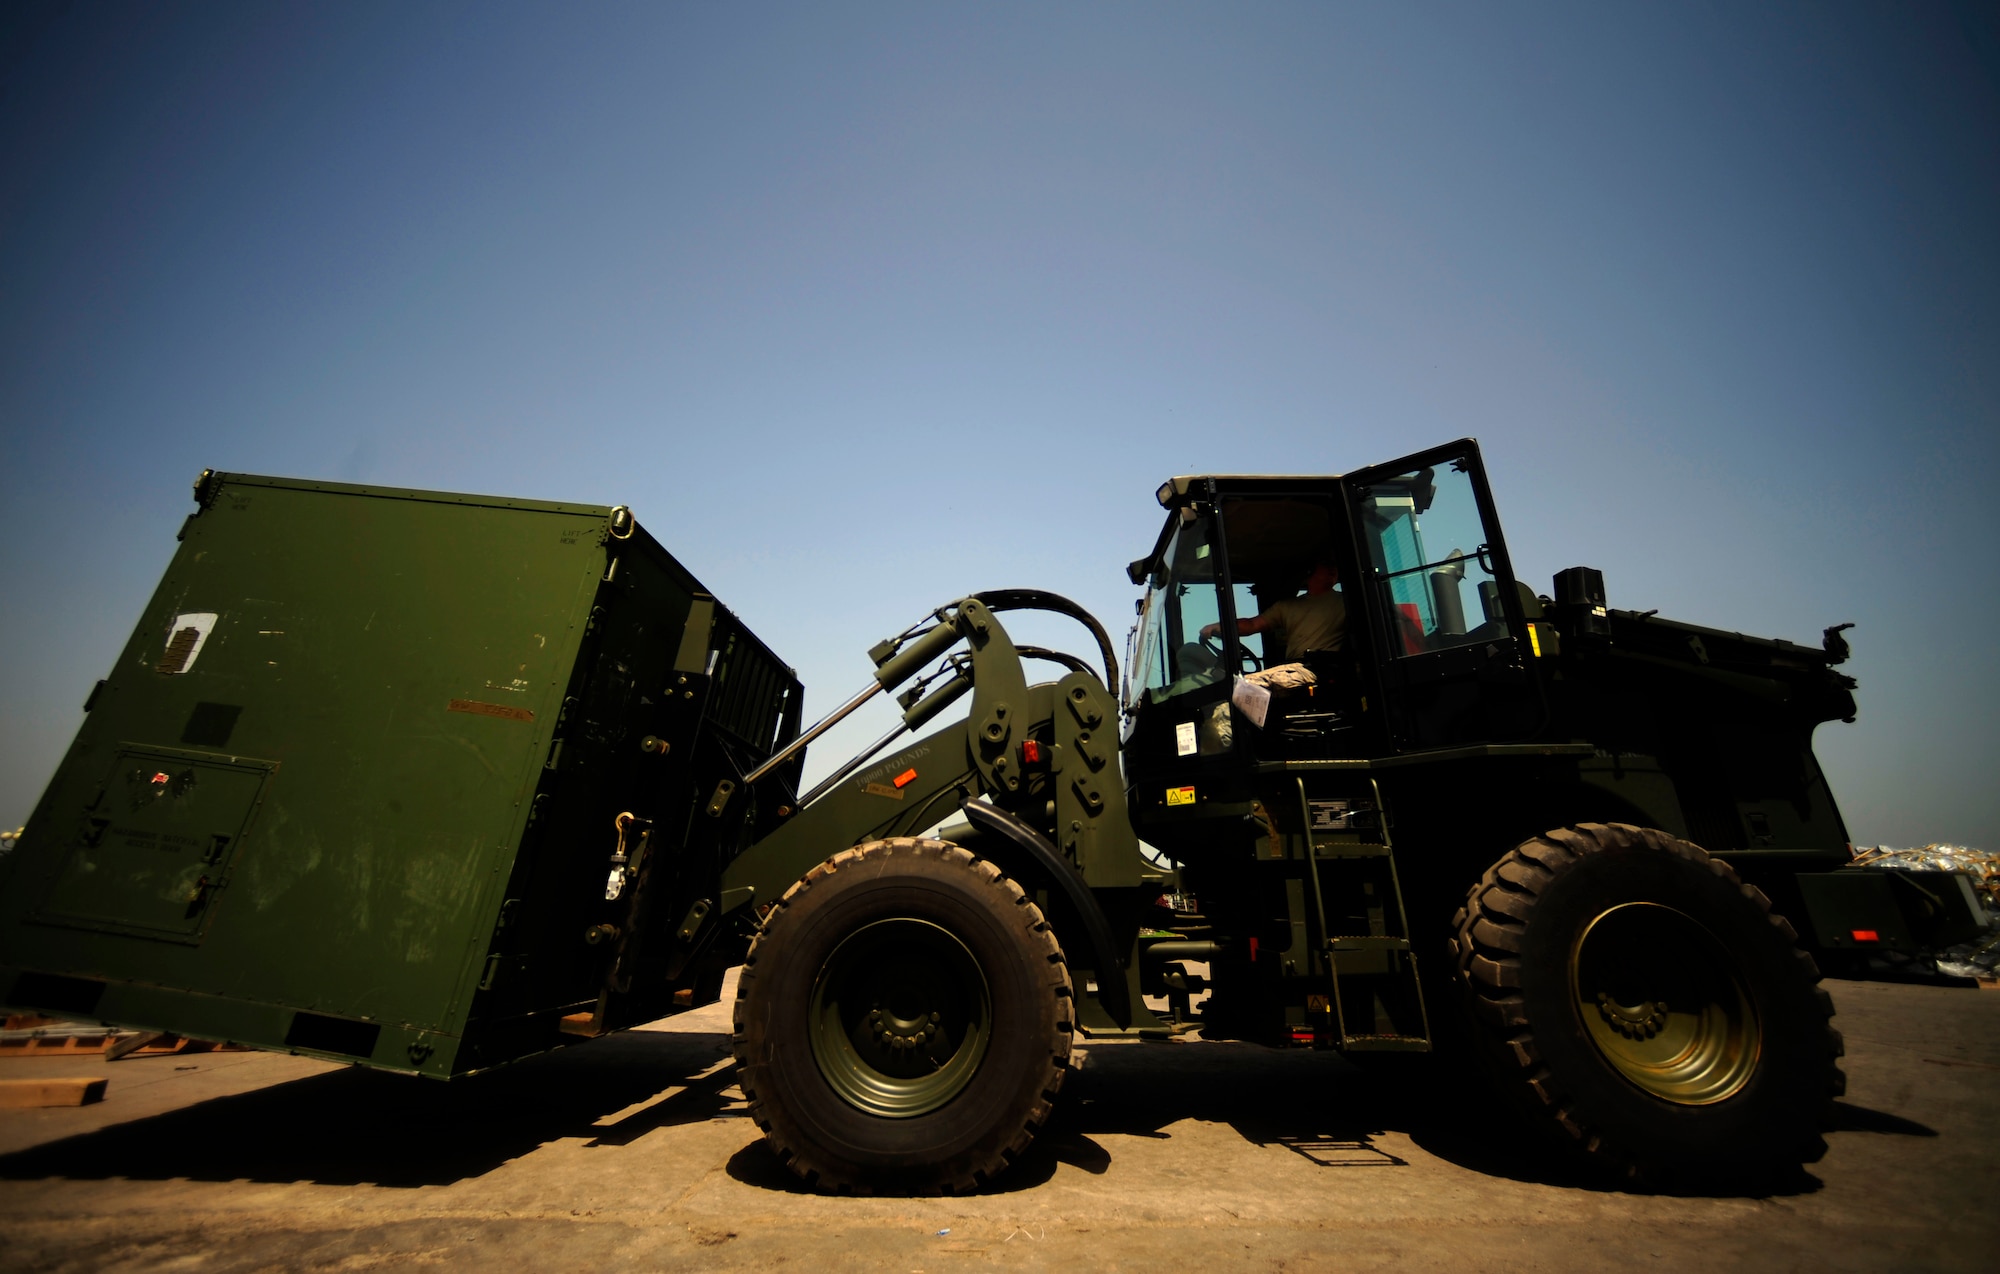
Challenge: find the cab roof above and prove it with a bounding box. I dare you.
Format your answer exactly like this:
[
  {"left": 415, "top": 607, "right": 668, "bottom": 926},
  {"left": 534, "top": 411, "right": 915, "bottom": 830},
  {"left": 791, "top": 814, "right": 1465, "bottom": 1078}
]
[
  {"left": 1133, "top": 474, "right": 1348, "bottom": 584},
  {"left": 1153, "top": 473, "right": 1344, "bottom": 508}
]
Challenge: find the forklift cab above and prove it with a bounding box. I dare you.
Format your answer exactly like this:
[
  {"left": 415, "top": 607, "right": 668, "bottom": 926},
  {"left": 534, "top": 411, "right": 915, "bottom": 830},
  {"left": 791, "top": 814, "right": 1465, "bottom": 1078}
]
[{"left": 1122, "top": 438, "right": 1544, "bottom": 793}]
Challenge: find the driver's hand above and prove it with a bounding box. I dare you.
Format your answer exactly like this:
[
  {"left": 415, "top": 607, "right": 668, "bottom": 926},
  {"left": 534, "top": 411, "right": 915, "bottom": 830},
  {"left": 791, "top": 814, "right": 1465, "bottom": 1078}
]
[{"left": 1200, "top": 622, "right": 1219, "bottom": 639}]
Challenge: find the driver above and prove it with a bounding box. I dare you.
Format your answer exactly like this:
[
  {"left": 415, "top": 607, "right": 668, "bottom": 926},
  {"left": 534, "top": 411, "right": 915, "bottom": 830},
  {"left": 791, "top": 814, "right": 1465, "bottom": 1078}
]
[{"left": 1201, "top": 559, "right": 1345, "bottom": 665}]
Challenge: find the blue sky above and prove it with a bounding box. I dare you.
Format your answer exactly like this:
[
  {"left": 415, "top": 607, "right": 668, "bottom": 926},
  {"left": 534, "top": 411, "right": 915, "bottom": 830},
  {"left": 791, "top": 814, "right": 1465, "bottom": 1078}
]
[{"left": 2, "top": 2, "right": 1995, "bottom": 846}]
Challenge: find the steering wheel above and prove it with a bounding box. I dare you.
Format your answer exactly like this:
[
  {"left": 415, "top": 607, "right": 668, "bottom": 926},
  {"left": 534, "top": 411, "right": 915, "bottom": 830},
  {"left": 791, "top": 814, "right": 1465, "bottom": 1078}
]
[{"left": 1203, "top": 631, "right": 1264, "bottom": 672}]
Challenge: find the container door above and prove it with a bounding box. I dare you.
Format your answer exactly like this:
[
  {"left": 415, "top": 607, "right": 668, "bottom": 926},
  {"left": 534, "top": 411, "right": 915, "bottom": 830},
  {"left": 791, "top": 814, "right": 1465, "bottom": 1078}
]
[
  {"left": 1343, "top": 440, "right": 1542, "bottom": 750},
  {"left": 33, "top": 746, "right": 275, "bottom": 944}
]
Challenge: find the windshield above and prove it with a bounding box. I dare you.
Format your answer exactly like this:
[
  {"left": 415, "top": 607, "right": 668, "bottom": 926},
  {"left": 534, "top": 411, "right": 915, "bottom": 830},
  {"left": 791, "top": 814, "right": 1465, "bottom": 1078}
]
[
  {"left": 1354, "top": 456, "right": 1511, "bottom": 655},
  {"left": 1127, "top": 513, "right": 1230, "bottom": 711}
]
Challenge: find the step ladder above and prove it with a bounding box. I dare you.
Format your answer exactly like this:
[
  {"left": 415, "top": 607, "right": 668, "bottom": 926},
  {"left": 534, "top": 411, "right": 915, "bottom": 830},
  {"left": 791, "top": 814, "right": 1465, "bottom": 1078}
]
[{"left": 1289, "top": 774, "right": 1431, "bottom": 1052}]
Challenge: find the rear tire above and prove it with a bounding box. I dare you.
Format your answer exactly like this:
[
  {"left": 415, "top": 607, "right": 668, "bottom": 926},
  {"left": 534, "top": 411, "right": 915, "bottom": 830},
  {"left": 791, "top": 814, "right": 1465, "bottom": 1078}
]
[
  {"left": 1451, "top": 823, "right": 1844, "bottom": 1186},
  {"left": 733, "top": 837, "right": 1072, "bottom": 1194}
]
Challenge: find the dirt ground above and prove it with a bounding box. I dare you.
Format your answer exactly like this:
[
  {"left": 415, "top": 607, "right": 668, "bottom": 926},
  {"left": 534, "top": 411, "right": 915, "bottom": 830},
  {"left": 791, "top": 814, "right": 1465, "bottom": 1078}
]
[{"left": 0, "top": 974, "right": 1994, "bottom": 1272}]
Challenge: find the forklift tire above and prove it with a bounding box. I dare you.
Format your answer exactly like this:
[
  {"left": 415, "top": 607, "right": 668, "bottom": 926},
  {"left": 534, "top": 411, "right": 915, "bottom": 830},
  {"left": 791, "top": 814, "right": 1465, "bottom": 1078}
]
[
  {"left": 732, "top": 837, "right": 1073, "bottom": 1194},
  {"left": 1450, "top": 822, "right": 1844, "bottom": 1187}
]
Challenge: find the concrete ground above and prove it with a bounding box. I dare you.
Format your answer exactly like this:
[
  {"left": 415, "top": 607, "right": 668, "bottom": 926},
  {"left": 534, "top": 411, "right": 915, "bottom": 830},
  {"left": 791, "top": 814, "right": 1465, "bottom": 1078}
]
[{"left": 0, "top": 975, "right": 1993, "bottom": 1272}]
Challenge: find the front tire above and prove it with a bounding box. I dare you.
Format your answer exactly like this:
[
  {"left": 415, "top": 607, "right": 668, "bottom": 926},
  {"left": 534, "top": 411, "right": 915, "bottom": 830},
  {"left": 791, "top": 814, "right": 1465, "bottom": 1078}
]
[
  {"left": 732, "top": 838, "right": 1072, "bottom": 1194},
  {"left": 1451, "top": 823, "right": 1844, "bottom": 1186}
]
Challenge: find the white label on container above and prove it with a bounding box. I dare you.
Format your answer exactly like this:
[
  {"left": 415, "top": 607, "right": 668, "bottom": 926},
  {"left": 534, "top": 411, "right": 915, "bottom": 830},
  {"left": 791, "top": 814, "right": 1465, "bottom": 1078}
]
[
  {"left": 1174, "top": 721, "right": 1197, "bottom": 756},
  {"left": 157, "top": 613, "right": 219, "bottom": 675}
]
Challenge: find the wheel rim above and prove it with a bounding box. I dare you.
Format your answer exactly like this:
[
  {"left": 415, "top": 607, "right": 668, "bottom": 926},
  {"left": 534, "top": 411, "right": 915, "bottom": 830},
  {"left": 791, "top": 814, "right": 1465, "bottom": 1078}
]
[
  {"left": 1570, "top": 902, "right": 1760, "bottom": 1106},
  {"left": 808, "top": 918, "right": 992, "bottom": 1119}
]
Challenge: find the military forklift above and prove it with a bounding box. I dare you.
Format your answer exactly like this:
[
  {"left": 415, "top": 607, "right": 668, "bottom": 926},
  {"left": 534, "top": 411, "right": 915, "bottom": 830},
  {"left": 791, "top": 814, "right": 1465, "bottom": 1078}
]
[{"left": 712, "top": 436, "right": 1903, "bottom": 1194}]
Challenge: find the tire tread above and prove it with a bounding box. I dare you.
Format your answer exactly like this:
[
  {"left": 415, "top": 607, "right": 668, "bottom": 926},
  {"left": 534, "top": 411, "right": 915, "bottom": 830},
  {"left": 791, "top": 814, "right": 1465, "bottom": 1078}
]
[
  {"left": 1449, "top": 822, "right": 1845, "bottom": 1182},
  {"left": 731, "top": 837, "right": 1073, "bottom": 1195}
]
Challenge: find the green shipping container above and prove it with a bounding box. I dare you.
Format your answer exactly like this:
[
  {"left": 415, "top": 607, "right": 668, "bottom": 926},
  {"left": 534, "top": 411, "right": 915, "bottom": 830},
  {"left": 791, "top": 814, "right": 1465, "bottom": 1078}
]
[{"left": 0, "top": 472, "right": 802, "bottom": 1077}]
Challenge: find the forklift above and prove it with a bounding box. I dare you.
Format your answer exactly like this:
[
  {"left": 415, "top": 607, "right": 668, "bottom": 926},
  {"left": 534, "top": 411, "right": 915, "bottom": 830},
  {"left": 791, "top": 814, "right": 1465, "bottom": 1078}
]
[{"left": 715, "top": 437, "right": 1951, "bottom": 1193}]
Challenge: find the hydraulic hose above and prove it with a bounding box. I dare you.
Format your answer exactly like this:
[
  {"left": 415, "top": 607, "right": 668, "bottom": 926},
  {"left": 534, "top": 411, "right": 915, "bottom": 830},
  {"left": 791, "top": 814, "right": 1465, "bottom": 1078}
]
[{"left": 971, "top": 589, "right": 1119, "bottom": 690}]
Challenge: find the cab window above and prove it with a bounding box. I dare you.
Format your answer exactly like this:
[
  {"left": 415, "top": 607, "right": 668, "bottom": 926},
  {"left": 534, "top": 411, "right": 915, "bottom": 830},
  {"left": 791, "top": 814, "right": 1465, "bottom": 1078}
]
[
  {"left": 1131, "top": 514, "right": 1229, "bottom": 707},
  {"left": 1355, "top": 459, "right": 1510, "bottom": 656}
]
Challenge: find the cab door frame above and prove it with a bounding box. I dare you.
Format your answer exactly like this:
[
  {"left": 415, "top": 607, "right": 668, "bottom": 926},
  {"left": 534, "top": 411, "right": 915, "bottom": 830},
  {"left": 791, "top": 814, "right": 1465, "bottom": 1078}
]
[{"left": 1338, "top": 437, "right": 1547, "bottom": 751}]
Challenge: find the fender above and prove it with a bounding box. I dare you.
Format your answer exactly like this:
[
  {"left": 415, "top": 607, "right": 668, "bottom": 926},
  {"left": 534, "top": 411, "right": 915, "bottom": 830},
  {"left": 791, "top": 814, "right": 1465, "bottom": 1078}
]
[{"left": 957, "top": 799, "right": 1131, "bottom": 1026}]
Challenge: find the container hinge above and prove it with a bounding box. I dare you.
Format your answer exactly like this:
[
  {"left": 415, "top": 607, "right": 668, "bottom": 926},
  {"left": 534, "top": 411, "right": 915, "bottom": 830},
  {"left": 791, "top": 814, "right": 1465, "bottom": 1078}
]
[
  {"left": 705, "top": 780, "right": 737, "bottom": 818},
  {"left": 676, "top": 899, "right": 713, "bottom": 944}
]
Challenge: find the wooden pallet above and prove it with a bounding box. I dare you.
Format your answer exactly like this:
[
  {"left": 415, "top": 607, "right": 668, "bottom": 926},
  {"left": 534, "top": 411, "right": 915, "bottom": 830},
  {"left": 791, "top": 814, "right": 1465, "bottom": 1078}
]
[{"left": 0, "top": 1018, "right": 244, "bottom": 1060}]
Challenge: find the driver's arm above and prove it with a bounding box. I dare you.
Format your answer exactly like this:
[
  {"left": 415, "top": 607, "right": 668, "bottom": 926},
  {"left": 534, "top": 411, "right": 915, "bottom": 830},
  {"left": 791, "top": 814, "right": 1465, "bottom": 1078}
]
[{"left": 1200, "top": 612, "right": 1277, "bottom": 640}]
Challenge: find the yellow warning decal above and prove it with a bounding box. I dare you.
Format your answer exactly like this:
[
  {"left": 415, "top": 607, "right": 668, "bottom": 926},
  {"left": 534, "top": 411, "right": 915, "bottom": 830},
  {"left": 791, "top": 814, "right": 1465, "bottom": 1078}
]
[
  {"left": 1166, "top": 785, "right": 1197, "bottom": 807},
  {"left": 1527, "top": 624, "right": 1543, "bottom": 658}
]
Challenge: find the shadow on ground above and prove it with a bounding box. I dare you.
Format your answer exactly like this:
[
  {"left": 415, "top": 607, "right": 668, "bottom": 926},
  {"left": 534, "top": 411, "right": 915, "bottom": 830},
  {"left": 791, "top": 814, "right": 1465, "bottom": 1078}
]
[
  {"left": 0, "top": 1028, "right": 739, "bottom": 1188},
  {"left": 994, "top": 1038, "right": 1925, "bottom": 1199},
  {"left": 1026, "top": 1038, "right": 1615, "bottom": 1194},
  {"left": 0, "top": 1027, "right": 1932, "bottom": 1199},
  {"left": 724, "top": 1036, "right": 1902, "bottom": 1199}
]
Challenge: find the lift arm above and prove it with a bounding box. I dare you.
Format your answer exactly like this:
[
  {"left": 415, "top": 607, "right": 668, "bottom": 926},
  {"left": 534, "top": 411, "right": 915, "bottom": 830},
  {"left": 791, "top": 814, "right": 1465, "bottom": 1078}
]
[{"left": 713, "top": 595, "right": 1142, "bottom": 1023}]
